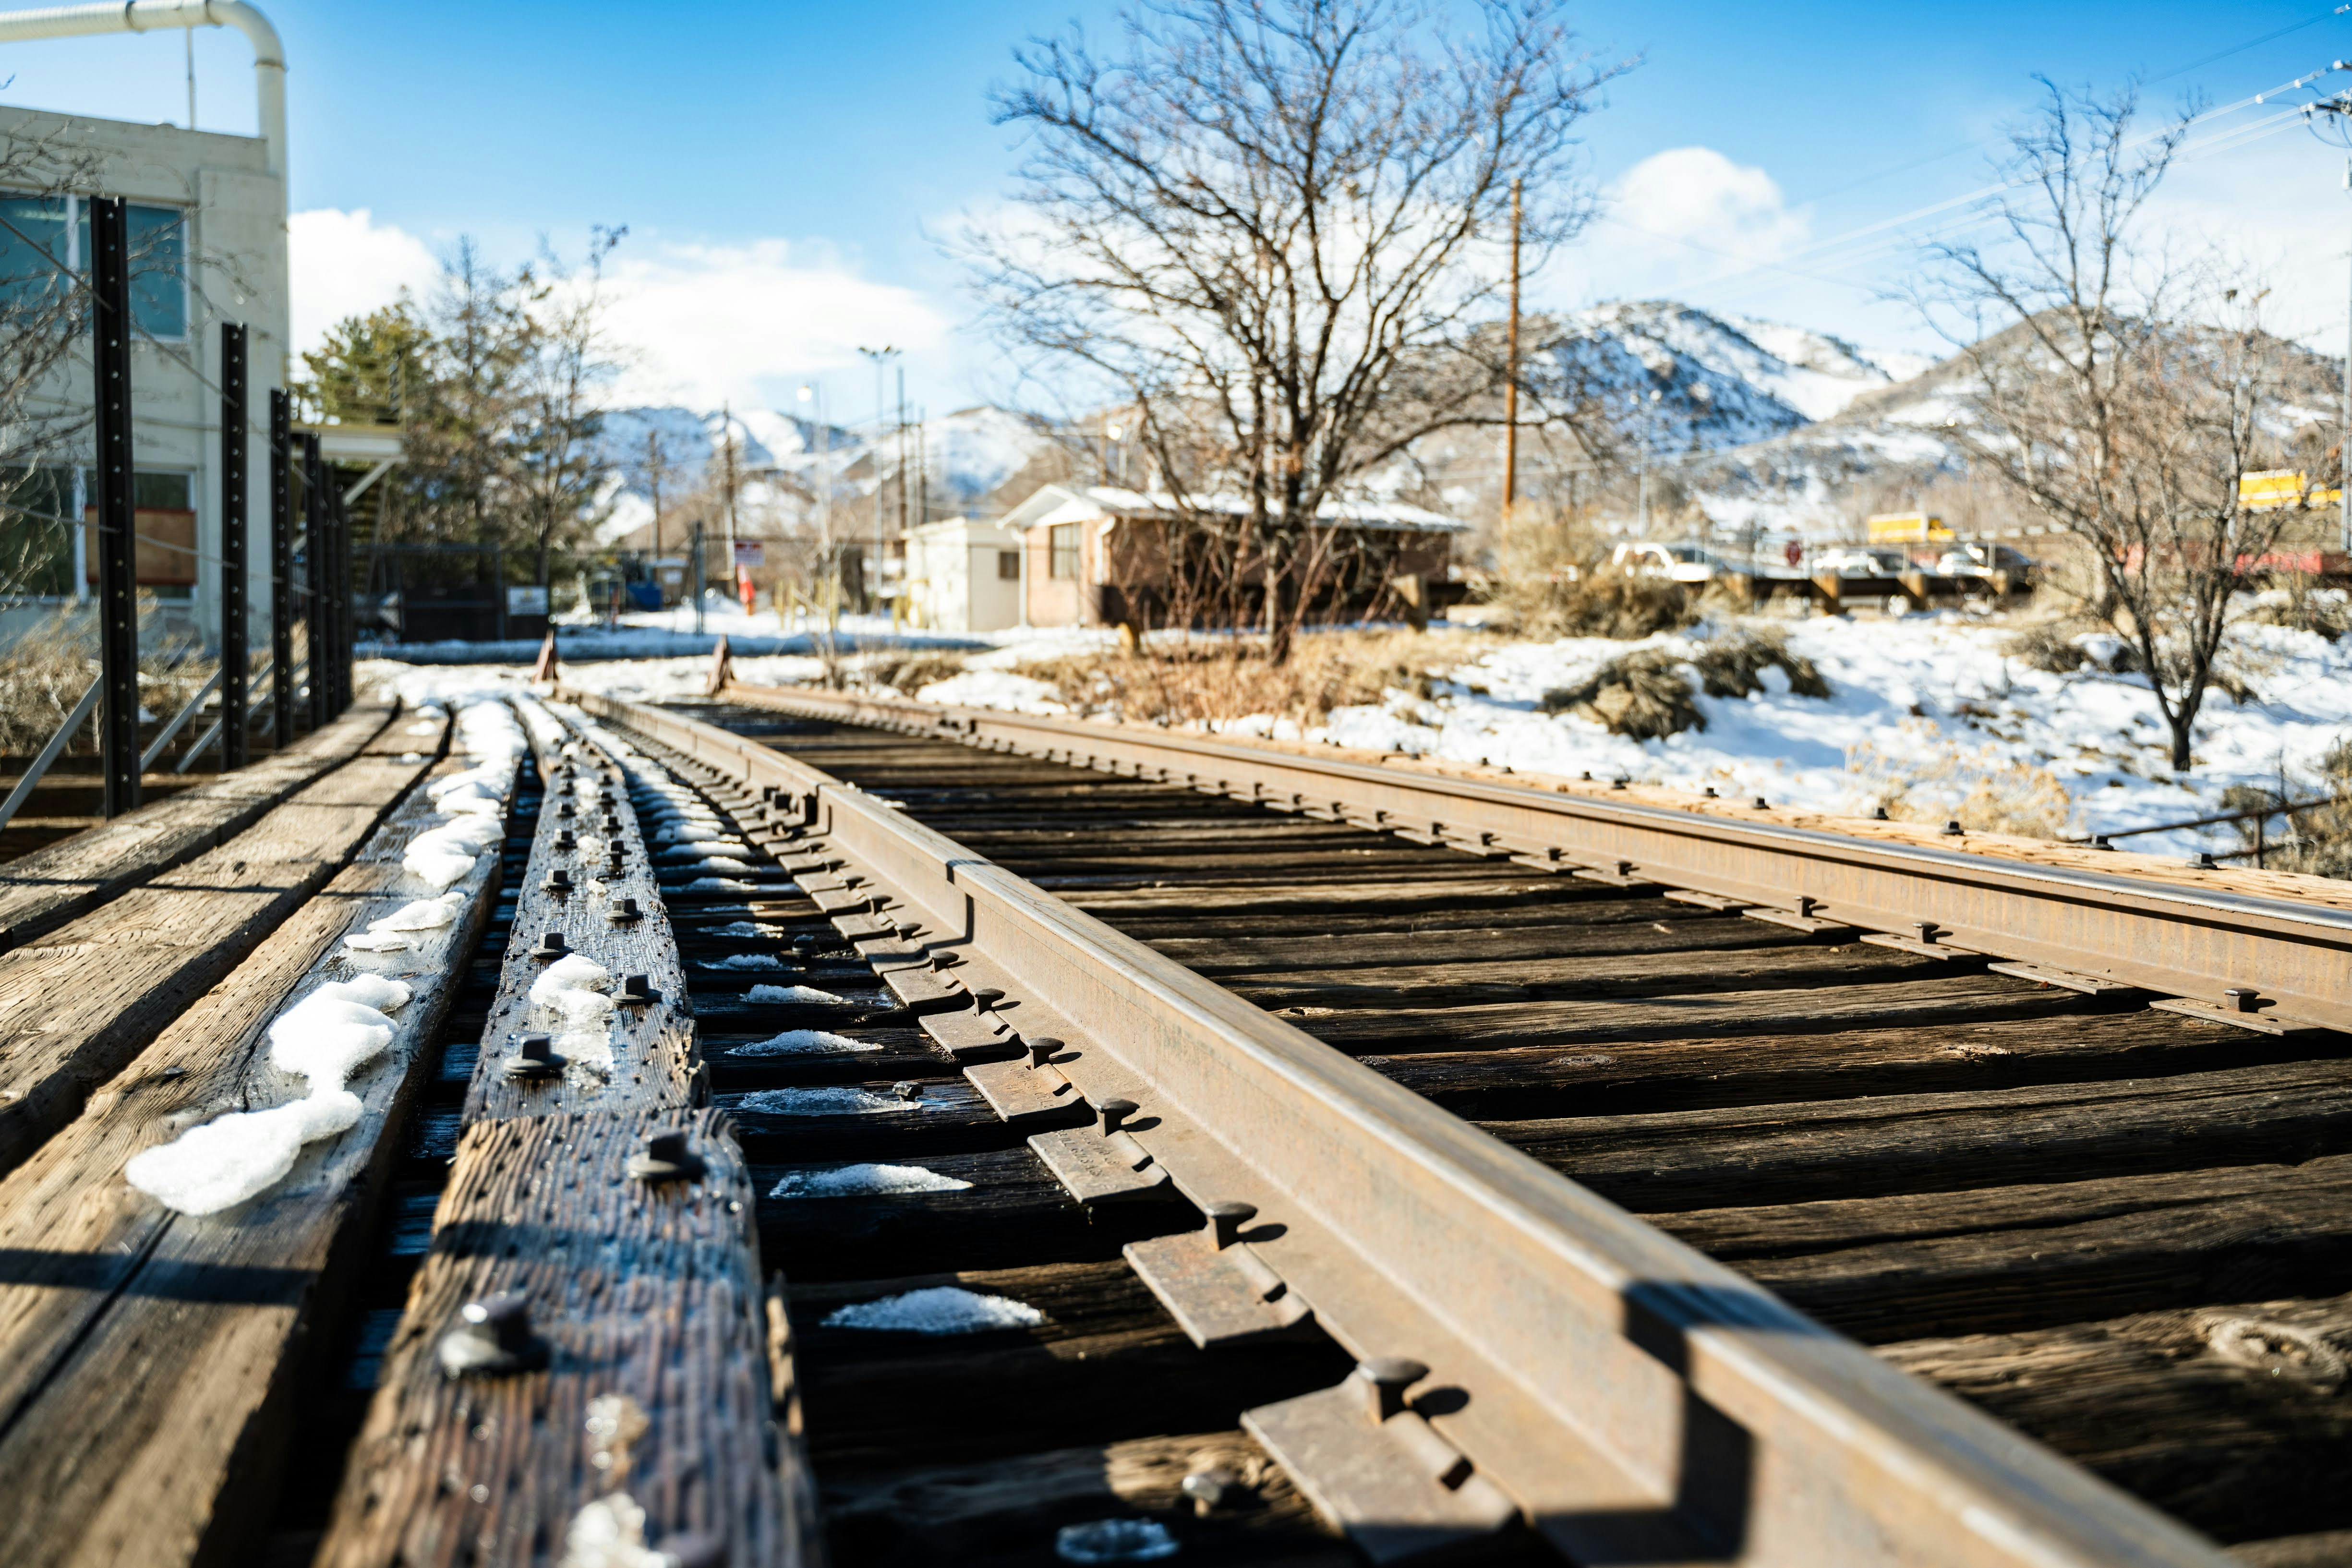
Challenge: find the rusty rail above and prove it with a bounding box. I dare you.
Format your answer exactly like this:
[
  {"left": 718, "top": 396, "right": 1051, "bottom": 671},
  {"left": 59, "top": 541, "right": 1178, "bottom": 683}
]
[
  {"left": 713, "top": 682, "right": 2352, "bottom": 1035},
  {"left": 564, "top": 682, "right": 2239, "bottom": 1568}
]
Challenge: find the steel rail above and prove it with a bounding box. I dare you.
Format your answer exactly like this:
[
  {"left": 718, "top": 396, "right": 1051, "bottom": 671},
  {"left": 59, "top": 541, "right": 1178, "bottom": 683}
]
[
  {"left": 716, "top": 682, "right": 2352, "bottom": 1034},
  {"left": 565, "top": 683, "right": 2235, "bottom": 1568}
]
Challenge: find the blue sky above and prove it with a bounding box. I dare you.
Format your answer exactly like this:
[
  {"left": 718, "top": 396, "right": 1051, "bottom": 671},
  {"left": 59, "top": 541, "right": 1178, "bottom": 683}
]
[{"left": 3, "top": 0, "right": 2345, "bottom": 419}]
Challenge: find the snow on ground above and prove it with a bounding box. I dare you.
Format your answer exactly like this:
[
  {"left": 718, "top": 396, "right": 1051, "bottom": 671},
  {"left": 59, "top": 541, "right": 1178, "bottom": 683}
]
[
  {"left": 362, "top": 604, "right": 2352, "bottom": 864},
  {"left": 1299, "top": 614, "right": 2352, "bottom": 857}
]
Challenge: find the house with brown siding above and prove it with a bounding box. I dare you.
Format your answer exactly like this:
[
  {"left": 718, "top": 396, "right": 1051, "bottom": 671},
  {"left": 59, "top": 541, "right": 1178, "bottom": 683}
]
[{"left": 996, "top": 484, "right": 1468, "bottom": 630}]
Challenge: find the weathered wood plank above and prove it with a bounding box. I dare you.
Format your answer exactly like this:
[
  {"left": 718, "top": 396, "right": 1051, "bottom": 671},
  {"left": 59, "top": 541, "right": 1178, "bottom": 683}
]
[
  {"left": 459, "top": 714, "right": 696, "bottom": 1123},
  {"left": 820, "top": 1430, "right": 1343, "bottom": 1568},
  {"left": 1368, "top": 1009, "right": 2272, "bottom": 1119},
  {"left": 1287, "top": 969, "right": 2088, "bottom": 1053},
  {"left": 1493, "top": 1057, "right": 2352, "bottom": 1211},
  {"left": 787, "top": 1259, "right": 1352, "bottom": 1471},
  {"left": 1228, "top": 939, "right": 1944, "bottom": 1009},
  {"left": 314, "top": 1107, "right": 808, "bottom": 1568},
  {"left": 1143, "top": 904, "right": 1774, "bottom": 974},
  {"left": 1652, "top": 1154, "right": 2352, "bottom": 1343},
  {"left": 0, "top": 717, "right": 441, "bottom": 1173},
  {"left": 0, "top": 732, "right": 502, "bottom": 1568},
  {"left": 1881, "top": 1291, "right": 2352, "bottom": 1546},
  {"left": 0, "top": 701, "right": 396, "bottom": 952}
]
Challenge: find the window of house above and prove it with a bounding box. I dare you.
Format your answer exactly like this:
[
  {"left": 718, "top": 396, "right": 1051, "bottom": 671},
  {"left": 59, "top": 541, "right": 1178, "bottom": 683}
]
[
  {"left": 1049, "top": 523, "right": 1080, "bottom": 580},
  {"left": 997, "top": 550, "right": 1020, "bottom": 580},
  {"left": 0, "top": 195, "right": 188, "bottom": 338}
]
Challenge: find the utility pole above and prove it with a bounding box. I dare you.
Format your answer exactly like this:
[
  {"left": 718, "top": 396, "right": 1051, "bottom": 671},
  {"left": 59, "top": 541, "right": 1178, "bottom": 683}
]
[
  {"left": 2300, "top": 94, "right": 2352, "bottom": 552},
  {"left": 858, "top": 346, "right": 897, "bottom": 616},
  {"left": 1502, "top": 177, "right": 1522, "bottom": 534},
  {"left": 644, "top": 427, "right": 666, "bottom": 560},
  {"left": 719, "top": 403, "right": 739, "bottom": 560}
]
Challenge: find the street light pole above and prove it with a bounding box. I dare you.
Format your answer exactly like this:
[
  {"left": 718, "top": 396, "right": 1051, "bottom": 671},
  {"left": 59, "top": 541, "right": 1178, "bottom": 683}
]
[{"left": 858, "top": 345, "right": 898, "bottom": 616}]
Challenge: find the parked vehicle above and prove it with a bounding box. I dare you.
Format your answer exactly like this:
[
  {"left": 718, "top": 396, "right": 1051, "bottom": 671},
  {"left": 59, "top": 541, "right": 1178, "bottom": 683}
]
[
  {"left": 1936, "top": 542, "right": 2038, "bottom": 583},
  {"left": 1610, "top": 542, "right": 1737, "bottom": 584},
  {"left": 1812, "top": 547, "right": 1908, "bottom": 578}
]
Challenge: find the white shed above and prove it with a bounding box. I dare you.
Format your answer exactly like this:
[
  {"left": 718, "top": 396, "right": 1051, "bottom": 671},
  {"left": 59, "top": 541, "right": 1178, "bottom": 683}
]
[{"left": 903, "top": 517, "right": 1022, "bottom": 633}]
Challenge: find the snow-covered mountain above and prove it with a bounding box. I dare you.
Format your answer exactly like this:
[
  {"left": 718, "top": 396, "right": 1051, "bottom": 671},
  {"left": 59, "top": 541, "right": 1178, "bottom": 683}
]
[
  {"left": 594, "top": 404, "right": 1059, "bottom": 515},
  {"left": 1538, "top": 301, "right": 1931, "bottom": 452}
]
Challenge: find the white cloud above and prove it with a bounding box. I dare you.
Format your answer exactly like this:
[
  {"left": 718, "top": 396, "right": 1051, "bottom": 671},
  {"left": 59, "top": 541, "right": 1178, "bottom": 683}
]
[
  {"left": 1604, "top": 146, "right": 1810, "bottom": 273},
  {"left": 287, "top": 211, "right": 951, "bottom": 410},
  {"left": 289, "top": 208, "right": 439, "bottom": 354},
  {"left": 599, "top": 239, "right": 950, "bottom": 408}
]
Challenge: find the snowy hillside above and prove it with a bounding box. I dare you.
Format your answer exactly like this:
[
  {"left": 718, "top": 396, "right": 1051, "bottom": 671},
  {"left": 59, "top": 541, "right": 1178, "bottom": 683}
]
[
  {"left": 1541, "top": 302, "right": 1927, "bottom": 452},
  {"left": 594, "top": 403, "right": 1057, "bottom": 516}
]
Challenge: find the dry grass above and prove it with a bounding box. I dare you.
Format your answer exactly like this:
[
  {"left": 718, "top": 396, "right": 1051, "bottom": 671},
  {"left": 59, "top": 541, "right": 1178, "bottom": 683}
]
[
  {"left": 854, "top": 650, "right": 974, "bottom": 697},
  {"left": 1009, "top": 628, "right": 1500, "bottom": 729},
  {"left": 0, "top": 604, "right": 215, "bottom": 757},
  {"left": 2222, "top": 737, "right": 2352, "bottom": 879},
  {"left": 1846, "top": 727, "right": 2080, "bottom": 839},
  {"left": 1478, "top": 502, "right": 1702, "bottom": 639}
]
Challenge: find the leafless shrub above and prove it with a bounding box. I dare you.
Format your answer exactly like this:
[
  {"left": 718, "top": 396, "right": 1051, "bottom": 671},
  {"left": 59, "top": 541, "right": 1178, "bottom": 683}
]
[
  {"left": 857, "top": 651, "right": 972, "bottom": 696},
  {"left": 1536, "top": 647, "right": 1699, "bottom": 739},
  {"left": 2223, "top": 737, "right": 2352, "bottom": 880},
  {"left": 1691, "top": 627, "right": 1830, "bottom": 699}
]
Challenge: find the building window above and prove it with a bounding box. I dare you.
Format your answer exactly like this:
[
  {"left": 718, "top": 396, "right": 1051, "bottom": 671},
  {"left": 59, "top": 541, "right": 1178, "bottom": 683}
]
[
  {"left": 1049, "top": 523, "right": 1079, "bottom": 580},
  {"left": 997, "top": 550, "right": 1020, "bottom": 580},
  {"left": 0, "top": 194, "right": 188, "bottom": 339}
]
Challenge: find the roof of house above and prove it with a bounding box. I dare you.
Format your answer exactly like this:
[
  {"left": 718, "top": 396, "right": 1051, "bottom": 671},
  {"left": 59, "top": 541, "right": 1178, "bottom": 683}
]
[{"left": 997, "top": 484, "right": 1471, "bottom": 535}]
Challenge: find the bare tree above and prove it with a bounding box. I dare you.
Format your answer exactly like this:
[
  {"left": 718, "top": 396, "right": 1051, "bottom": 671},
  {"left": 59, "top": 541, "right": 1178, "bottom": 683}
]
[
  {"left": 0, "top": 132, "right": 108, "bottom": 602},
  {"left": 510, "top": 227, "right": 626, "bottom": 586},
  {"left": 975, "top": 0, "right": 1619, "bottom": 662},
  {"left": 1922, "top": 81, "right": 2326, "bottom": 771}
]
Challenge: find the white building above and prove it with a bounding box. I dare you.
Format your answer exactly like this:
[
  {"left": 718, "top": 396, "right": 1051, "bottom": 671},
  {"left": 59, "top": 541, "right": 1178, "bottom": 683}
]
[
  {"left": 902, "top": 516, "right": 1023, "bottom": 633},
  {"left": 0, "top": 2, "right": 289, "bottom": 650}
]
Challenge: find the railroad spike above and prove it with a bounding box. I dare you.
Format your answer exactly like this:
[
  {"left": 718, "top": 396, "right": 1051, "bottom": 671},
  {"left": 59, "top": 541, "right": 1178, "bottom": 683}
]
[
  {"left": 626, "top": 1129, "right": 704, "bottom": 1182},
  {"left": 1355, "top": 1358, "right": 1428, "bottom": 1423},
  {"left": 1206, "top": 1201, "right": 1257, "bottom": 1250},
  {"left": 502, "top": 1033, "right": 567, "bottom": 1080}
]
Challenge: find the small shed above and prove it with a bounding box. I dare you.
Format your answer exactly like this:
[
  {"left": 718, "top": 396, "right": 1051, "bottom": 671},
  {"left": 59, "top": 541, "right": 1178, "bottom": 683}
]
[
  {"left": 902, "top": 516, "right": 1024, "bottom": 633},
  {"left": 995, "top": 484, "right": 1468, "bottom": 630}
]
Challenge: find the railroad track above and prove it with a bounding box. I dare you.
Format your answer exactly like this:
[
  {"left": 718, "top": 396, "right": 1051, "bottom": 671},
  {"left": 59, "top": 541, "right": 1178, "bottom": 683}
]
[{"left": 0, "top": 678, "right": 2345, "bottom": 1567}]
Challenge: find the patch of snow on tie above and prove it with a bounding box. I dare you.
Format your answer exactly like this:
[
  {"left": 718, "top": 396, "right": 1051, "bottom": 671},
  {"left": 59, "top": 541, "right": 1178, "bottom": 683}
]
[
  {"left": 732, "top": 1028, "right": 875, "bottom": 1055},
  {"left": 343, "top": 891, "right": 467, "bottom": 953},
  {"left": 714, "top": 920, "right": 783, "bottom": 937},
  {"left": 822, "top": 1285, "right": 1044, "bottom": 1334},
  {"left": 747, "top": 983, "right": 851, "bottom": 1004},
  {"left": 530, "top": 954, "right": 616, "bottom": 1072},
  {"left": 125, "top": 976, "right": 414, "bottom": 1214},
  {"left": 685, "top": 877, "right": 758, "bottom": 892},
  {"left": 737, "top": 1086, "right": 921, "bottom": 1114},
  {"left": 771, "top": 1162, "right": 972, "bottom": 1198},
  {"left": 708, "top": 952, "right": 786, "bottom": 970},
  {"left": 554, "top": 1490, "right": 663, "bottom": 1568}
]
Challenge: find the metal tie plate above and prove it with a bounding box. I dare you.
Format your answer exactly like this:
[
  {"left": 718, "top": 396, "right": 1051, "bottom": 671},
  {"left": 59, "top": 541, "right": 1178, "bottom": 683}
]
[
  {"left": 965, "top": 1052, "right": 1088, "bottom": 1129},
  {"left": 1985, "top": 959, "right": 2142, "bottom": 996},
  {"left": 882, "top": 963, "right": 967, "bottom": 1014},
  {"left": 1124, "top": 1202, "right": 1312, "bottom": 1347},
  {"left": 923, "top": 1005, "right": 1021, "bottom": 1061},
  {"left": 1029, "top": 1098, "right": 1170, "bottom": 1203},
  {"left": 1243, "top": 1360, "right": 1517, "bottom": 1564}
]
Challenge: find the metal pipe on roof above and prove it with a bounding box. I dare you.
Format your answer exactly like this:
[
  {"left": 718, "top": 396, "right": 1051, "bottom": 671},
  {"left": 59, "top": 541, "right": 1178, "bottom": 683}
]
[{"left": 0, "top": 1, "right": 288, "bottom": 195}]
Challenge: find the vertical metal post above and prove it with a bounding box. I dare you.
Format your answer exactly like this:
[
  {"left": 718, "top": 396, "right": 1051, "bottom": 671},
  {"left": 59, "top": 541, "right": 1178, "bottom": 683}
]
[
  {"left": 332, "top": 487, "right": 352, "bottom": 711},
  {"left": 691, "top": 521, "right": 706, "bottom": 635},
  {"left": 302, "top": 433, "right": 326, "bottom": 731},
  {"left": 269, "top": 389, "right": 293, "bottom": 746},
  {"left": 89, "top": 196, "right": 139, "bottom": 817},
  {"left": 219, "top": 323, "right": 250, "bottom": 770}
]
